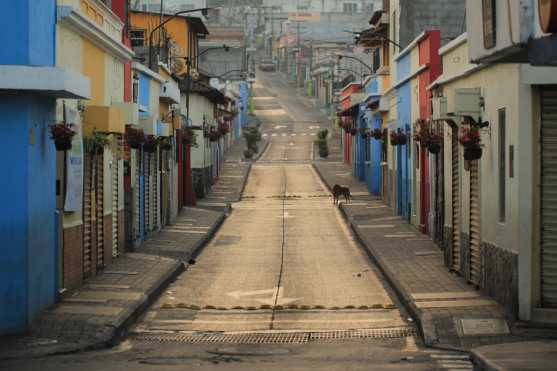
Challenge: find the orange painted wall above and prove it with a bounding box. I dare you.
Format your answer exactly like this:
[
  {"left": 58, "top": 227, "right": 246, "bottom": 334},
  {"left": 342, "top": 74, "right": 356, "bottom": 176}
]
[{"left": 130, "top": 12, "right": 191, "bottom": 57}]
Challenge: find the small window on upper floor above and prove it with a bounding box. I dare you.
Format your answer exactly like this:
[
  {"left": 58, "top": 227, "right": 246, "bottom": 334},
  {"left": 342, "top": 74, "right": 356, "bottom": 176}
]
[
  {"left": 130, "top": 29, "right": 146, "bottom": 48},
  {"left": 343, "top": 3, "right": 358, "bottom": 13}
]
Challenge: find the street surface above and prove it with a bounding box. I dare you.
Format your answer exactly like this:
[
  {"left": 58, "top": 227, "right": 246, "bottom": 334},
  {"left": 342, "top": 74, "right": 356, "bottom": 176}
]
[{"left": 1, "top": 72, "right": 472, "bottom": 370}]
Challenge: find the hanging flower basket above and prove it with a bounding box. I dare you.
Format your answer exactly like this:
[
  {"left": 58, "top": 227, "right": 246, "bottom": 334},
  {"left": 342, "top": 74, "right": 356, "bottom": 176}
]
[
  {"left": 371, "top": 128, "right": 384, "bottom": 140},
  {"left": 182, "top": 127, "right": 197, "bottom": 146},
  {"left": 390, "top": 129, "right": 407, "bottom": 146},
  {"left": 126, "top": 127, "right": 145, "bottom": 149},
  {"left": 49, "top": 123, "right": 76, "bottom": 151},
  {"left": 460, "top": 127, "right": 482, "bottom": 160},
  {"left": 341, "top": 122, "right": 352, "bottom": 134},
  {"left": 208, "top": 128, "right": 220, "bottom": 142},
  {"left": 359, "top": 128, "right": 370, "bottom": 139},
  {"left": 464, "top": 144, "right": 482, "bottom": 161},
  {"left": 350, "top": 127, "right": 358, "bottom": 136},
  {"left": 160, "top": 137, "right": 173, "bottom": 151},
  {"left": 427, "top": 142, "right": 442, "bottom": 154},
  {"left": 143, "top": 135, "right": 158, "bottom": 153}
]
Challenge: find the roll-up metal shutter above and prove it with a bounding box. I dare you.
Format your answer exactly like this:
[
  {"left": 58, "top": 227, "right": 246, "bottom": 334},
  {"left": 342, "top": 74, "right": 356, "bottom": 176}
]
[
  {"left": 469, "top": 159, "right": 481, "bottom": 286},
  {"left": 134, "top": 150, "right": 141, "bottom": 242},
  {"left": 451, "top": 126, "right": 461, "bottom": 272},
  {"left": 95, "top": 152, "right": 104, "bottom": 270},
  {"left": 111, "top": 135, "right": 120, "bottom": 258},
  {"left": 83, "top": 154, "right": 93, "bottom": 278},
  {"left": 145, "top": 152, "right": 151, "bottom": 235},
  {"left": 541, "top": 86, "right": 557, "bottom": 308}
]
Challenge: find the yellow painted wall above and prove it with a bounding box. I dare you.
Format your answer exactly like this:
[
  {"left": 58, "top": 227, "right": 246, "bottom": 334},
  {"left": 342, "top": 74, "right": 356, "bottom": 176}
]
[{"left": 83, "top": 39, "right": 106, "bottom": 106}]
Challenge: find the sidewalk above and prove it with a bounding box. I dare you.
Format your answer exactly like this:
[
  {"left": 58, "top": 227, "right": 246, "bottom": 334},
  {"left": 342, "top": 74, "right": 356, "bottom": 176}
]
[
  {"left": 0, "top": 139, "right": 255, "bottom": 361},
  {"left": 197, "top": 139, "right": 268, "bottom": 212},
  {"left": 313, "top": 148, "right": 517, "bottom": 351},
  {"left": 0, "top": 253, "right": 182, "bottom": 360}
]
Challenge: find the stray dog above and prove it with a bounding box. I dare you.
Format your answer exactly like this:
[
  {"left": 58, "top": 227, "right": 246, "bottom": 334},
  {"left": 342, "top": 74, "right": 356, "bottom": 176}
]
[{"left": 332, "top": 184, "right": 351, "bottom": 204}]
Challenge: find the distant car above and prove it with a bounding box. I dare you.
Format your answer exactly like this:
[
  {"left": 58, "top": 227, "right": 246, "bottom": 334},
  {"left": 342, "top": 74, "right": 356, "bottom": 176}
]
[{"left": 258, "top": 59, "right": 276, "bottom": 72}]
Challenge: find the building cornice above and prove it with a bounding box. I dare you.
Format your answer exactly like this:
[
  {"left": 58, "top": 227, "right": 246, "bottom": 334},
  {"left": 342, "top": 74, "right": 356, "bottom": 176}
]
[{"left": 57, "top": 5, "right": 134, "bottom": 61}]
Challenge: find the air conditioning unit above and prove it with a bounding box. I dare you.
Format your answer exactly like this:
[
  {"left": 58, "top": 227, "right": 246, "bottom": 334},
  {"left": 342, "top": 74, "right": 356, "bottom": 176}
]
[
  {"left": 452, "top": 88, "right": 482, "bottom": 117},
  {"left": 431, "top": 96, "right": 449, "bottom": 120}
]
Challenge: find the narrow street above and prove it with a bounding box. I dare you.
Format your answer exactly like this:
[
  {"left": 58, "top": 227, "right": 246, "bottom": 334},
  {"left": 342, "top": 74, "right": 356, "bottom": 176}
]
[{"left": 1, "top": 72, "right": 472, "bottom": 370}]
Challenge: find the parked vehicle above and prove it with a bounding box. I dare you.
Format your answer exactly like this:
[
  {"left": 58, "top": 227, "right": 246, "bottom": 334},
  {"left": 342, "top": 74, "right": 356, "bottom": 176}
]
[{"left": 258, "top": 58, "right": 276, "bottom": 72}]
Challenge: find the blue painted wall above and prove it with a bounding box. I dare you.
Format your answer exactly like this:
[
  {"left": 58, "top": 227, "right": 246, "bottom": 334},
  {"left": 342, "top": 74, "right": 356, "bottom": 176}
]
[
  {"left": 239, "top": 82, "right": 249, "bottom": 129},
  {"left": 396, "top": 53, "right": 412, "bottom": 220},
  {"left": 138, "top": 73, "right": 151, "bottom": 111},
  {"left": 370, "top": 113, "right": 383, "bottom": 195},
  {"left": 355, "top": 108, "right": 366, "bottom": 181},
  {"left": 0, "top": 95, "right": 57, "bottom": 333},
  {"left": 0, "top": 0, "right": 56, "bottom": 66},
  {"left": 0, "top": 0, "right": 58, "bottom": 334}
]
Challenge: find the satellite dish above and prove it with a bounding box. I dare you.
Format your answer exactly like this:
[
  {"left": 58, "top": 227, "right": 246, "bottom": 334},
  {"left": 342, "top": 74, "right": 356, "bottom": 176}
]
[{"left": 210, "top": 78, "right": 221, "bottom": 89}]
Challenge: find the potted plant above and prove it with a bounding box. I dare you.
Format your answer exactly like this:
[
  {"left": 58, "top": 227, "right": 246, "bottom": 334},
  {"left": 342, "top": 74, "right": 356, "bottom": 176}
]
[
  {"left": 83, "top": 131, "right": 110, "bottom": 154},
  {"left": 460, "top": 127, "right": 482, "bottom": 161},
  {"left": 371, "top": 128, "right": 384, "bottom": 140},
  {"left": 50, "top": 123, "right": 76, "bottom": 151},
  {"left": 143, "top": 135, "right": 158, "bottom": 153},
  {"left": 390, "top": 130, "right": 400, "bottom": 146},
  {"left": 350, "top": 127, "right": 358, "bottom": 136},
  {"left": 126, "top": 127, "right": 145, "bottom": 149}
]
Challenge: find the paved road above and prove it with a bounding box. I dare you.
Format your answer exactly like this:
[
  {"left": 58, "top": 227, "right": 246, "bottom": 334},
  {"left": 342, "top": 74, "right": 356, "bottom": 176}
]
[{"left": 0, "top": 71, "right": 473, "bottom": 371}]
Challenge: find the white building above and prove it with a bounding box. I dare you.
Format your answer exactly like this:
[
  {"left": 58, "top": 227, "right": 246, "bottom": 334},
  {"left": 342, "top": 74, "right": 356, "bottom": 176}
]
[{"left": 262, "top": 0, "right": 378, "bottom": 13}]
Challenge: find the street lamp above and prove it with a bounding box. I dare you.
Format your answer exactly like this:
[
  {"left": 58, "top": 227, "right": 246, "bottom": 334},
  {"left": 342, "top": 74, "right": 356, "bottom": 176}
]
[
  {"left": 148, "top": 7, "right": 213, "bottom": 69},
  {"left": 334, "top": 53, "right": 374, "bottom": 74}
]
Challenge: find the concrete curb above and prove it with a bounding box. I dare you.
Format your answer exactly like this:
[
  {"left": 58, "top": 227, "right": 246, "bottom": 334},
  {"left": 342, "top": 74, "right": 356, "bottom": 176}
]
[
  {"left": 0, "top": 258, "right": 184, "bottom": 361},
  {"left": 189, "top": 212, "right": 226, "bottom": 261},
  {"left": 469, "top": 349, "right": 499, "bottom": 371}
]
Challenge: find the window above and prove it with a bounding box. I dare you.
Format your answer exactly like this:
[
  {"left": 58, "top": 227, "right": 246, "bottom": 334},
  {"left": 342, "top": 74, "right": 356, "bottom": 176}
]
[
  {"left": 499, "top": 108, "right": 506, "bottom": 222},
  {"left": 372, "top": 48, "right": 380, "bottom": 73},
  {"left": 363, "top": 2, "right": 375, "bottom": 13},
  {"left": 130, "top": 29, "right": 146, "bottom": 47},
  {"left": 343, "top": 3, "right": 358, "bottom": 13}
]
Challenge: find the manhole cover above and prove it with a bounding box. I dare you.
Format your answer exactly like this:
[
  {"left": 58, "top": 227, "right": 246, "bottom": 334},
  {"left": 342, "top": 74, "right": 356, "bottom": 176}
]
[
  {"left": 215, "top": 236, "right": 242, "bottom": 246},
  {"left": 132, "top": 326, "right": 416, "bottom": 344}
]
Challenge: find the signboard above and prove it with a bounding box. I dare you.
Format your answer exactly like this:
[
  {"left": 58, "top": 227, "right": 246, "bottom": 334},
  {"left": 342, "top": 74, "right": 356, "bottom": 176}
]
[
  {"left": 64, "top": 106, "right": 83, "bottom": 213},
  {"left": 288, "top": 12, "right": 320, "bottom": 22},
  {"left": 482, "top": 0, "right": 497, "bottom": 49}
]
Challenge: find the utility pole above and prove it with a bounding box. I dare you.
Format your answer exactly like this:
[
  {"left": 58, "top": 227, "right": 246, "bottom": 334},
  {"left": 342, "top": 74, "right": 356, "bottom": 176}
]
[{"left": 296, "top": 21, "right": 301, "bottom": 85}]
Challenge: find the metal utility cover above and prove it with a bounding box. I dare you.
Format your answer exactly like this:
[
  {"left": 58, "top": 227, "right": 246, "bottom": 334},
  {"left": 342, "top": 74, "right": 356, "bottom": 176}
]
[{"left": 459, "top": 318, "right": 510, "bottom": 336}]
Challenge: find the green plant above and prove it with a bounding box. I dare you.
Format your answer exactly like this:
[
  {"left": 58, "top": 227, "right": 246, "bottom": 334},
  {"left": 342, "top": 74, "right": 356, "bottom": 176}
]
[
  {"left": 84, "top": 131, "right": 110, "bottom": 154},
  {"left": 317, "top": 129, "right": 328, "bottom": 140},
  {"left": 243, "top": 126, "right": 262, "bottom": 153}
]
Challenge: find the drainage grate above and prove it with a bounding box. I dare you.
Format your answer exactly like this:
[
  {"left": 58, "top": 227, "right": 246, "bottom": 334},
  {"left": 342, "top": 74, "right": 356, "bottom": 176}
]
[{"left": 132, "top": 326, "right": 416, "bottom": 345}]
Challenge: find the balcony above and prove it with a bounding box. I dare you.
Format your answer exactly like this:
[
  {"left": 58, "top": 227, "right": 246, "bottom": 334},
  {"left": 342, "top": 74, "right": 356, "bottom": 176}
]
[
  {"left": 83, "top": 105, "right": 125, "bottom": 135},
  {"left": 165, "top": 108, "right": 182, "bottom": 130},
  {"left": 139, "top": 114, "right": 157, "bottom": 135},
  {"left": 160, "top": 81, "right": 181, "bottom": 104},
  {"left": 112, "top": 102, "right": 139, "bottom": 125},
  {"left": 157, "top": 122, "right": 171, "bottom": 137}
]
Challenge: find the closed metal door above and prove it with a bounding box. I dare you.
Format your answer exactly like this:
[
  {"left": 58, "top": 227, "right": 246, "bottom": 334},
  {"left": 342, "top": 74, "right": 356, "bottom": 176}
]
[
  {"left": 95, "top": 153, "right": 104, "bottom": 270},
  {"left": 541, "top": 86, "right": 557, "bottom": 307},
  {"left": 111, "top": 136, "right": 120, "bottom": 258},
  {"left": 451, "top": 126, "right": 461, "bottom": 272},
  {"left": 469, "top": 159, "right": 481, "bottom": 285},
  {"left": 83, "top": 154, "right": 93, "bottom": 278}
]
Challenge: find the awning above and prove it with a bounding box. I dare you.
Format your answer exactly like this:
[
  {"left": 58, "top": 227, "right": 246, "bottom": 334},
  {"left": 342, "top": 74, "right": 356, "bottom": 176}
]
[{"left": 338, "top": 102, "right": 360, "bottom": 117}]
